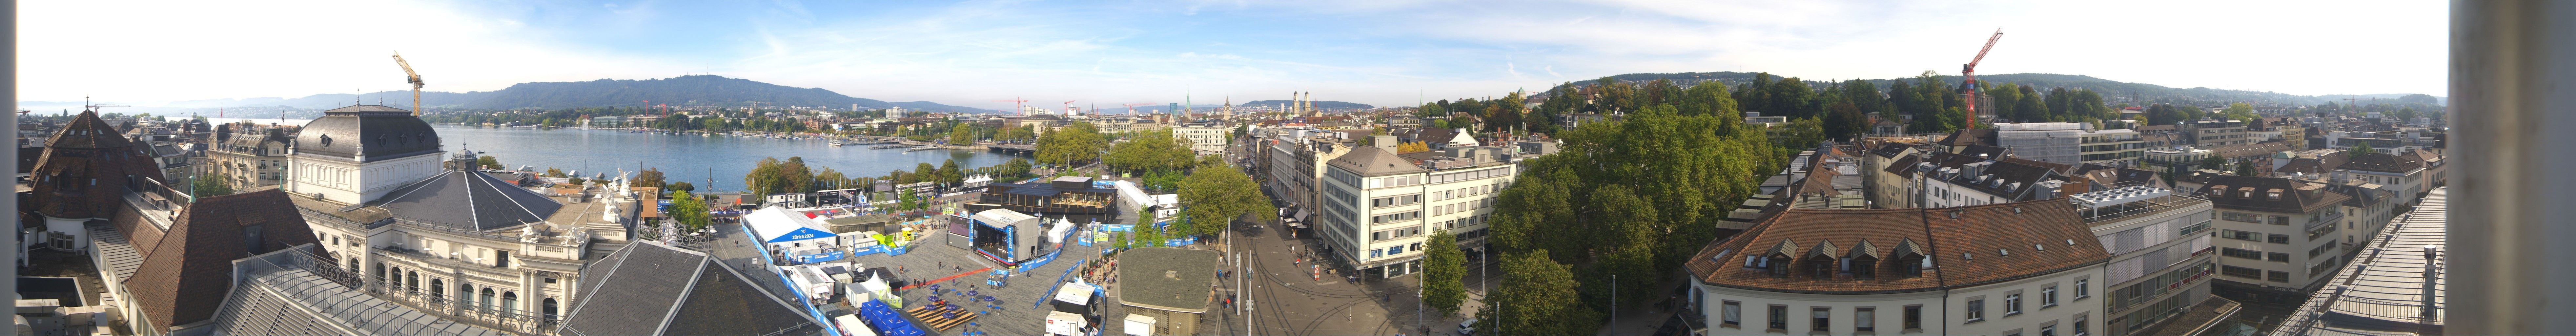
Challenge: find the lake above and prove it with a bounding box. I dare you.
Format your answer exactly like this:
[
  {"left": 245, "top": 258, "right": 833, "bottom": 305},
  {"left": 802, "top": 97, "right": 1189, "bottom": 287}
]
[{"left": 430, "top": 125, "right": 1016, "bottom": 192}]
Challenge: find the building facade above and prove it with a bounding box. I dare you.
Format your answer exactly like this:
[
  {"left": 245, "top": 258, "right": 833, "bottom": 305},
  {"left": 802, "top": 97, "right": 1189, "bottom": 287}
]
[
  {"left": 2079, "top": 129, "right": 2146, "bottom": 166},
  {"left": 1317, "top": 140, "right": 1515, "bottom": 278},
  {"left": 206, "top": 122, "right": 297, "bottom": 189},
  {"left": 1684, "top": 201, "right": 2110, "bottom": 336},
  {"left": 2182, "top": 120, "right": 2249, "bottom": 147},
  {"left": 1173, "top": 122, "right": 1230, "bottom": 155},
  {"left": 284, "top": 105, "right": 643, "bottom": 334},
  {"left": 2072, "top": 185, "right": 2221, "bottom": 335},
  {"left": 2197, "top": 175, "right": 2351, "bottom": 303}
]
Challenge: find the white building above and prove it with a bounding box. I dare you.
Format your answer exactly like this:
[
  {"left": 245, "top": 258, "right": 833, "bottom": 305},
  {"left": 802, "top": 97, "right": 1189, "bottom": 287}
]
[
  {"left": 285, "top": 105, "right": 644, "bottom": 333},
  {"left": 1685, "top": 201, "right": 2108, "bottom": 336},
  {"left": 2072, "top": 185, "right": 2222, "bottom": 335},
  {"left": 1909, "top": 152, "right": 2077, "bottom": 209},
  {"left": 1992, "top": 122, "right": 2088, "bottom": 166},
  {"left": 1317, "top": 137, "right": 1515, "bottom": 278},
  {"left": 1174, "top": 122, "right": 1230, "bottom": 155},
  {"left": 2196, "top": 175, "right": 2352, "bottom": 303}
]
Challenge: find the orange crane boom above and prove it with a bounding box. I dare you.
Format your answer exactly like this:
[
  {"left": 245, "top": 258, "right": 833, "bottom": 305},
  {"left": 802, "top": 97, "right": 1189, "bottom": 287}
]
[
  {"left": 993, "top": 97, "right": 1030, "bottom": 115},
  {"left": 392, "top": 52, "right": 424, "bottom": 115},
  {"left": 1961, "top": 29, "right": 2002, "bottom": 128}
]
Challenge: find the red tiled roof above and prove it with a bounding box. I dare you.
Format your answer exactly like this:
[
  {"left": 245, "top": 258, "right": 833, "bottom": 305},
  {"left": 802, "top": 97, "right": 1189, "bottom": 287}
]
[
  {"left": 2338, "top": 152, "right": 2423, "bottom": 174},
  {"left": 2198, "top": 175, "right": 2348, "bottom": 214},
  {"left": 120, "top": 189, "right": 317, "bottom": 333},
  {"left": 1685, "top": 200, "right": 2109, "bottom": 293}
]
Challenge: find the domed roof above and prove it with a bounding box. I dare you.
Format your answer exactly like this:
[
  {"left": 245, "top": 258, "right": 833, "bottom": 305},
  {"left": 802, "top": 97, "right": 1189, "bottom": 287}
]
[{"left": 293, "top": 105, "right": 441, "bottom": 162}]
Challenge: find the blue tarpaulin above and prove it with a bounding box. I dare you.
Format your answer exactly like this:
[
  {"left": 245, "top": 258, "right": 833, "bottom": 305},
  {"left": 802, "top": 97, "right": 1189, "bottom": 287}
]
[{"left": 858, "top": 300, "right": 928, "bottom": 336}]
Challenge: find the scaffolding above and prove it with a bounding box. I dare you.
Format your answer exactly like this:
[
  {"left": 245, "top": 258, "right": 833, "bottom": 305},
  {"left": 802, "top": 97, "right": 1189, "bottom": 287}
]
[{"left": 1995, "top": 123, "right": 2086, "bottom": 165}]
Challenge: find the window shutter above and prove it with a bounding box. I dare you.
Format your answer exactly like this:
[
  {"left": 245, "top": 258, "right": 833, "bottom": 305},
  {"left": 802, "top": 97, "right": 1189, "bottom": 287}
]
[
  {"left": 1725, "top": 304, "right": 1741, "bottom": 323},
  {"left": 1857, "top": 309, "right": 1875, "bottom": 329}
]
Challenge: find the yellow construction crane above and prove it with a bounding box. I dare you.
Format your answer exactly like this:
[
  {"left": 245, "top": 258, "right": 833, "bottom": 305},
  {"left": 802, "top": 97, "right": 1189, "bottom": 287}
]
[{"left": 392, "top": 52, "right": 424, "bottom": 115}]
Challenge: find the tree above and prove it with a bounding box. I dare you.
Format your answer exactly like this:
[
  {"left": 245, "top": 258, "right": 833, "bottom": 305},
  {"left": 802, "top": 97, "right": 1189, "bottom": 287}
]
[
  {"left": 1822, "top": 101, "right": 1867, "bottom": 141},
  {"left": 477, "top": 155, "right": 503, "bottom": 170},
  {"left": 915, "top": 162, "right": 941, "bottom": 188},
  {"left": 2013, "top": 85, "right": 2047, "bottom": 122},
  {"left": 1397, "top": 141, "right": 1431, "bottom": 153},
  {"left": 2199, "top": 155, "right": 2228, "bottom": 173},
  {"left": 1037, "top": 122, "right": 1106, "bottom": 166},
  {"left": 2348, "top": 140, "right": 2377, "bottom": 156},
  {"left": 1772, "top": 117, "right": 1827, "bottom": 150},
  {"left": 939, "top": 159, "right": 964, "bottom": 186},
  {"left": 1422, "top": 230, "right": 1467, "bottom": 316},
  {"left": 1002, "top": 158, "right": 1035, "bottom": 179},
  {"left": 2235, "top": 158, "right": 2258, "bottom": 176},
  {"left": 667, "top": 190, "right": 711, "bottom": 231},
  {"left": 635, "top": 168, "right": 667, "bottom": 189},
  {"left": 193, "top": 173, "right": 235, "bottom": 197},
  {"left": 816, "top": 167, "right": 849, "bottom": 190},
  {"left": 1177, "top": 161, "right": 1271, "bottom": 238},
  {"left": 949, "top": 122, "right": 975, "bottom": 144},
  {"left": 2223, "top": 102, "right": 2258, "bottom": 121},
  {"left": 1486, "top": 250, "right": 1600, "bottom": 336},
  {"left": 544, "top": 167, "right": 567, "bottom": 178},
  {"left": 665, "top": 181, "right": 697, "bottom": 193}
]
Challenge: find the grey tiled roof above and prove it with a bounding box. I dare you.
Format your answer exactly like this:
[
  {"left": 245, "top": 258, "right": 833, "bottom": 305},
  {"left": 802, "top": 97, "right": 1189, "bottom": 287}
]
[
  {"left": 1117, "top": 247, "right": 1220, "bottom": 313},
  {"left": 294, "top": 105, "right": 442, "bottom": 162},
  {"left": 1326, "top": 145, "right": 1427, "bottom": 177},
  {"left": 2273, "top": 188, "right": 2447, "bottom": 335},
  {"left": 560, "top": 242, "right": 824, "bottom": 336},
  {"left": 86, "top": 221, "right": 146, "bottom": 282},
  {"left": 196, "top": 246, "right": 502, "bottom": 336},
  {"left": 373, "top": 169, "right": 565, "bottom": 231}
]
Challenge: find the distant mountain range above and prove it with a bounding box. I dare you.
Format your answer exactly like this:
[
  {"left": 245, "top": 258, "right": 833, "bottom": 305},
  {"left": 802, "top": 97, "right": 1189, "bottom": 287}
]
[
  {"left": 112, "top": 75, "right": 1000, "bottom": 113},
  {"left": 1237, "top": 100, "right": 1374, "bottom": 110},
  {"left": 1548, "top": 72, "right": 2442, "bottom": 106}
]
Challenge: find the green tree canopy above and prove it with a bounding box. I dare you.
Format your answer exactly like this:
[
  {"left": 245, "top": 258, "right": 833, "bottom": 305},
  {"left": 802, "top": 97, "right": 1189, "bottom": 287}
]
[
  {"left": 1176, "top": 160, "right": 1272, "bottom": 238},
  {"left": 192, "top": 173, "right": 235, "bottom": 197},
  {"left": 667, "top": 190, "right": 711, "bottom": 231},
  {"left": 1423, "top": 230, "right": 1467, "bottom": 317},
  {"left": 477, "top": 155, "right": 503, "bottom": 170},
  {"left": 635, "top": 168, "right": 667, "bottom": 189},
  {"left": 1483, "top": 250, "right": 1600, "bottom": 336}
]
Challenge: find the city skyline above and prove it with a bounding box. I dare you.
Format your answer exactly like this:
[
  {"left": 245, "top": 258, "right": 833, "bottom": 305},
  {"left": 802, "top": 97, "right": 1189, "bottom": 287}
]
[{"left": 26, "top": 1, "right": 2444, "bottom": 110}]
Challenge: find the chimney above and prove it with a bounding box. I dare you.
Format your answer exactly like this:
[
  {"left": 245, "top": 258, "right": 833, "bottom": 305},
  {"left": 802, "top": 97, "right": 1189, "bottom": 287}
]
[
  {"left": 2423, "top": 244, "right": 2443, "bottom": 321},
  {"left": 1373, "top": 135, "right": 1398, "bottom": 152}
]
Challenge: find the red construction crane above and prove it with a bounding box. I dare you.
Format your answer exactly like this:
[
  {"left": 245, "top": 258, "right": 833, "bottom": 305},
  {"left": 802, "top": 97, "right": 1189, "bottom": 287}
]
[
  {"left": 1961, "top": 29, "right": 2003, "bottom": 129},
  {"left": 993, "top": 97, "right": 1030, "bottom": 115},
  {"left": 1121, "top": 103, "right": 1155, "bottom": 115},
  {"left": 1063, "top": 100, "right": 1079, "bottom": 115}
]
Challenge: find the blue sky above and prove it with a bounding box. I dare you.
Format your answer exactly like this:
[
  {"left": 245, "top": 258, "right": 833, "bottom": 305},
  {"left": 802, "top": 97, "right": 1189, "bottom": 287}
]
[{"left": 24, "top": 1, "right": 2448, "bottom": 109}]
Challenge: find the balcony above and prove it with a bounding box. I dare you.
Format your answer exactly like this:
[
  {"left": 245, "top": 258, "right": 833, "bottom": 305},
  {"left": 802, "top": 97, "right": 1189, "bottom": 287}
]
[{"left": 2303, "top": 212, "right": 2344, "bottom": 232}]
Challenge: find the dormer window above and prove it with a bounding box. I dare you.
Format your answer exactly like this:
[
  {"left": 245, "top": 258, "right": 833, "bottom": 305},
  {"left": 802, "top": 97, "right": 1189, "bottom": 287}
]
[
  {"left": 1766, "top": 254, "right": 1792, "bottom": 278},
  {"left": 1850, "top": 254, "right": 1880, "bottom": 280}
]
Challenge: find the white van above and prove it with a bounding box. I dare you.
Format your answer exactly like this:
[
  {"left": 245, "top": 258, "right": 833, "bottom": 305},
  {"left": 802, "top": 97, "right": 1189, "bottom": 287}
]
[{"left": 1458, "top": 318, "right": 1478, "bottom": 335}]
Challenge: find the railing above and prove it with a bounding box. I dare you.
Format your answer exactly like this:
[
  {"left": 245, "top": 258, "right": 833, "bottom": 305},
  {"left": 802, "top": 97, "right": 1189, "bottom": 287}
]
[
  {"left": 366, "top": 280, "right": 555, "bottom": 334},
  {"left": 372, "top": 246, "right": 520, "bottom": 279},
  {"left": 238, "top": 246, "right": 478, "bottom": 335},
  {"left": 2303, "top": 212, "right": 2345, "bottom": 232}
]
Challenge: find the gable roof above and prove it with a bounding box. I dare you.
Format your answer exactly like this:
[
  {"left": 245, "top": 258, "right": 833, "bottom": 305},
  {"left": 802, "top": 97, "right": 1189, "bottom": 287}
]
[
  {"left": 2339, "top": 152, "right": 2423, "bottom": 174},
  {"left": 560, "top": 242, "right": 823, "bottom": 336},
  {"left": 2199, "top": 175, "right": 2349, "bottom": 214},
  {"left": 1869, "top": 142, "right": 1915, "bottom": 159},
  {"left": 1326, "top": 145, "right": 1428, "bottom": 177},
  {"left": 121, "top": 189, "right": 318, "bottom": 333},
  {"left": 1684, "top": 200, "right": 2110, "bottom": 293}
]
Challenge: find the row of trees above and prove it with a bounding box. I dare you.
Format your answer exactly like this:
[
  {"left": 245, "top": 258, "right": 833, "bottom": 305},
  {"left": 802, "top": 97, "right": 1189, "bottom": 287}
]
[
  {"left": 741, "top": 156, "right": 1037, "bottom": 197},
  {"left": 1035, "top": 122, "right": 1107, "bottom": 167}
]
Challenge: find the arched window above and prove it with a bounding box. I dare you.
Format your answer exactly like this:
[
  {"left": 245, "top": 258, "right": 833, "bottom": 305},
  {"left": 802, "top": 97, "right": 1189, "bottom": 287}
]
[
  {"left": 373, "top": 263, "right": 386, "bottom": 282},
  {"left": 348, "top": 258, "right": 360, "bottom": 274},
  {"left": 480, "top": 287, "right": 496, "bottom": 312},
  {"left": 430, "top": 279, "right": 445, "bottom": 301},
  {"left": 405, "top": 271, "right": 419, "bottom": 293},
  {"left": 502, "top": 292, "right": 518, "bottom": 314},
  {"left": 543, "top": 298, "right": 559, "bottom": 321}
]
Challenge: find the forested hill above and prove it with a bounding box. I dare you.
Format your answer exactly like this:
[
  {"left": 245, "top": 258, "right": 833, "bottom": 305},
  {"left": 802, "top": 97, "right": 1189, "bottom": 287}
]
[
  {"left": 1546, "top": 72, "right": 2440, "bottom": 106},
  {"left": 1237, "top": 100, "right": 1375, "bottom": 110},
  {"left": 160, "top": 75, "right": 1000, "bottom": 113}
]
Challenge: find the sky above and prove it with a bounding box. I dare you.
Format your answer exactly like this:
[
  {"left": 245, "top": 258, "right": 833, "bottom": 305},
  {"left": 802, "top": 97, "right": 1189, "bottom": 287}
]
[{"left": 22, "top": 0, "right": 2448, "bottom": 110}]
